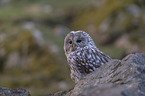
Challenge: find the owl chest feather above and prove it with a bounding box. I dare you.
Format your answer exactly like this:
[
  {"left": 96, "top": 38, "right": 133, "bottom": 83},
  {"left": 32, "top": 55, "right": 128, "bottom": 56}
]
[{"left": 67, "top": 47, "right": 103, "bottom": 75}]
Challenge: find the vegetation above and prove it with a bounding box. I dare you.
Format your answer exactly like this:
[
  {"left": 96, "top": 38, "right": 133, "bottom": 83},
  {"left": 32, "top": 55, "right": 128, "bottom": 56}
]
[{"left": 0, "top": 0, "right": 144, "bottom": 96}]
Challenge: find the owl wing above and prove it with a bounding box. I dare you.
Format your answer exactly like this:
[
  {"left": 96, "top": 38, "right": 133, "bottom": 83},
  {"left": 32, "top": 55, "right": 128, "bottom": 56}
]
[
  {"left": 92, "top": 49, "right": 112, "bottom": 64},
  {"left": 75, "top": 48, "right": 111, "bottom": 74}
]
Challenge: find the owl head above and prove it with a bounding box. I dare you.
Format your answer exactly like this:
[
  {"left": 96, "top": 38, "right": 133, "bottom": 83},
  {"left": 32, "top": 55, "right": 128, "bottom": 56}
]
[{"left": 64, "top": 31, "right": 96, "bottom": 55}]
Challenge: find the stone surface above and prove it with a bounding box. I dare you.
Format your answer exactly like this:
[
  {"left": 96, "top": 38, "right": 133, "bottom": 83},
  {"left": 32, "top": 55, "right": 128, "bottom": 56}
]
[
  {"left": 0, "top": 53, "right": 145, "bottom": 96},
  {"left": 0, "top": 87, "right": 30, "bottom": 96},
  {"left": 47, "top": 90, "right": 71, "bottom": 96},
  {"left": 48, "top": 53, "right": 145, "bottom": 96}
]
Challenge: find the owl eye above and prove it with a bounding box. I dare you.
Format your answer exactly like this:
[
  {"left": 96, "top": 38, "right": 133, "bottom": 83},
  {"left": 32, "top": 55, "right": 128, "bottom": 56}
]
[
  {"left": 69, "top": 40, "right": 72, "bottom": 44},
  {"left": 77, "top": 39, "right": 82, "bottom": 43}
]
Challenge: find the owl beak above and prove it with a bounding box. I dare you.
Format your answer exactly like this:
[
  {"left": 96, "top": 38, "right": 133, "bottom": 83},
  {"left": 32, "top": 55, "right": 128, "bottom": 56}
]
[{"left": 72, "top": 44, "right": 75, "bottom": 50}]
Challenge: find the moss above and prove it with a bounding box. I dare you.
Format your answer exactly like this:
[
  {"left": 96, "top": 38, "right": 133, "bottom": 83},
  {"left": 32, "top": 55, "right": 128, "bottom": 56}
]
[{"left": 72, "top": 0, "right": 134, "bottom": 30}]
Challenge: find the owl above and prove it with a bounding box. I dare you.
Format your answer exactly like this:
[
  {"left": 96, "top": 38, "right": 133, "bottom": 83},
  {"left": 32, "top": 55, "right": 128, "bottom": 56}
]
[{"left": 64, "top": 31, "right": 112, "bottom": 83}]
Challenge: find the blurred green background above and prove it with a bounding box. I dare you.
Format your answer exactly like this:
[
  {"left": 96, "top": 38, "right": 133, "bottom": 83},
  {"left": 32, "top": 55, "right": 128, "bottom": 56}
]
[{"left": 0, "top": 0, "right": 145, "bottom": 96}]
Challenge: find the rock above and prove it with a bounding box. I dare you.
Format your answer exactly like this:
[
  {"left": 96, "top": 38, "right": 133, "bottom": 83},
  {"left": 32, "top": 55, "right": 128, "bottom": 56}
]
[
  {"left": 1, "top": 53, "right": 144, "bottom": 96},
  {"left": 0, "top": 87, "right": 30, "bottom": 96},
  {"left": 47, "top": 90, "right": 71, "bottom": 96},
  {"left": 48, "top": 53, "right": 145, "bottom": 96}
]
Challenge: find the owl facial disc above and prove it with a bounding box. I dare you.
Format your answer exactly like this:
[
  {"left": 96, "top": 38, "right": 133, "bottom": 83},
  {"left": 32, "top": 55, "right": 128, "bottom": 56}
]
[{"left": 64, "top": 31, "right": 89, "bottom": 54}]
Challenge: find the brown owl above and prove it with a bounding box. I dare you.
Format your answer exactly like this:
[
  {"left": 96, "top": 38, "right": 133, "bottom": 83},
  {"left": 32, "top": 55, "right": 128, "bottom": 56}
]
[{"left": 64, "top": 31, "right": 111, "bottom": 83}]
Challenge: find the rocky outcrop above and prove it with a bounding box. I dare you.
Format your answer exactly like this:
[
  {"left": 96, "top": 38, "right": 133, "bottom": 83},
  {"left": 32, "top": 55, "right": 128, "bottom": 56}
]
[
  {"left": 0, "top": 53, "right": 145, "bottom": 96},
  {"left": 0, "top": 87, "right": 30, "bottom": 96},
  {"left": 48, "top": 53, "right": 145, "bottom": 96}
]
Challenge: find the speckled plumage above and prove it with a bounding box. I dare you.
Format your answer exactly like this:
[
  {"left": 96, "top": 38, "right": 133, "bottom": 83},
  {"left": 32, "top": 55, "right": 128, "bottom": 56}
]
[{"left": 64, "top": 31, "right": 111, "bottom": 83}]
